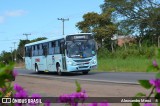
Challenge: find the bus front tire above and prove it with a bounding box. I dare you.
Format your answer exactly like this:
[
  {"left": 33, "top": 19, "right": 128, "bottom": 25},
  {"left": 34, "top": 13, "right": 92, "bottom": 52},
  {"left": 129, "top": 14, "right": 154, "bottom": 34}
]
[
  {"left": 56, "top": 66, "right": 62, "bottom": 76},
  {"left": 82, "top": 71, "right": 89, "bottom": 75}
]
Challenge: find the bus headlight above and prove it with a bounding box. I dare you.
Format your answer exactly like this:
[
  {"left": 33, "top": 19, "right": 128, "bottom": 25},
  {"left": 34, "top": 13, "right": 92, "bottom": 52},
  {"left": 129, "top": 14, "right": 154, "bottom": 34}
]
[
  {"left": 92, "top": 59, "right": 96, "bottom": 64},
  {"left": 67, "top": 61, "right": 76, "bottom": 66}
]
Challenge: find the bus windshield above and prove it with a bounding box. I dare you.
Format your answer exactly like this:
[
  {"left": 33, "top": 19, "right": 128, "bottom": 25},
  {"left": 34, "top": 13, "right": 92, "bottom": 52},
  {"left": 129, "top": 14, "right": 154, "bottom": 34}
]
[{"left": 66, "top": 39, "right": 96, "bottom": 58}]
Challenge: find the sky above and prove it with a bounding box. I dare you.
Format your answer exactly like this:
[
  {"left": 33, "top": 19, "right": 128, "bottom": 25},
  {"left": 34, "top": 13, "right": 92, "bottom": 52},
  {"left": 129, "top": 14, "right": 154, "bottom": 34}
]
[{"left": 0, "top": 0, "right": 104, "bottom": 53}]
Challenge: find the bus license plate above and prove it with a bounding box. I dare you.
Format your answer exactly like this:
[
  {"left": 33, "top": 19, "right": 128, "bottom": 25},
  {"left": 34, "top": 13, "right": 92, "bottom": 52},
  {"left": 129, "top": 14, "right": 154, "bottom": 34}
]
[{"left": 80, "top": 63, "right": 84, "bottom": 66}]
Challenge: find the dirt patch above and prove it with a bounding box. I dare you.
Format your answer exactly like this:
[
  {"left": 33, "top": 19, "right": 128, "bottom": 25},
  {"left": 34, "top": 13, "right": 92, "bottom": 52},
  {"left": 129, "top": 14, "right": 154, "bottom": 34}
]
[
  {"left": 14, "top": 62, "right": 25, "bottom": 68},
  {"left": 13, "top": 76, "right": 154, "bottom": 106}
]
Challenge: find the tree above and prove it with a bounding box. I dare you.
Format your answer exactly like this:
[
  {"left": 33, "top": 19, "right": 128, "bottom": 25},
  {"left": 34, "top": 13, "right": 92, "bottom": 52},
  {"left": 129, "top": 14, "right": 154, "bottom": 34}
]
[
  {"left": 29, "top": 37, "right": 47, "bottom": 43},
  {"left": 17, "top": 40, "right": 30, "bottom": 61},
  {"left": 76, "top": 10, "right": 117, "bottom": 47},
  {"left": 16, "top": 37, "right": 47, "bottom": 62},
  {"left": 101, "top": 0, "right": 160, "bottom": 45},
  {"left": 0, "top": 51, "right": 12, "bottom": 64}
]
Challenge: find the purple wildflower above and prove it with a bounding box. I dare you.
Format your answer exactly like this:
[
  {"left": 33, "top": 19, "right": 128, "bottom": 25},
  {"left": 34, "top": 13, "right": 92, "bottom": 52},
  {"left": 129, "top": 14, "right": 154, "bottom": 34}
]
[
  {"left": 71, "top": 102, "right": 78, "bottom": 106},
  {"left": 0, "top": 88, "right": 2, "bottom": 92},
  {"left": 99, "top": 102, "right": 109, "bottom": 106},
  {"left": 31, "top": 93, "right": 41, "bottom": 98},
  {"left": 14, "top": 89, "right": 28, "bottom": 106},
  {"left": 88, "top": 103, "right": 98, "bottom": 106},
  {"left": 44, "top": 100, "right": 51, "bottom": 106},
  {"left": 13, "top": 70, "right": 18, "bottom": 77},
  {"left": 14, "top": 90, "right": 28, "bottom": 98},
  {"left": 29, "top": 93, "right": 42, "bottom": 106},
  {"left": 152, "top": 60, "right": 158, "bottom": 67},
  {"left": 0, "top": 88, "right": 6, "bottom": 93},
  {"left": 149, "top": 79, "right": 160, "bottom": 93},
  {"left": 88, "top": 102, "right": 109, "bottom": 106},
  {"left": 59, "top": 90, "right": 88, "bottom": 106},
  {"left": 149, "top": 79, "right": 155, "bottom": 85},
  {"left": 14, "top": 83, "right": 24, "bottom": 92},
  {"left": 144, "top": 103, "right": 153, "bottom": 106},
  {"left": 15, "top": 104, "right": 22, "bottom": 106},
  {"left": 59, "top": 94, "right": 70, "bottom": 102}
]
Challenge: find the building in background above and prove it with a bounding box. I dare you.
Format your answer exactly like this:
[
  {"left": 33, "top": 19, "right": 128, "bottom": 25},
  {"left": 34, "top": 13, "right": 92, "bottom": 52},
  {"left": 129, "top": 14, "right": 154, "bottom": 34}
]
[{"left": 111, "top": 35, "right": 135, "bottom": 47}]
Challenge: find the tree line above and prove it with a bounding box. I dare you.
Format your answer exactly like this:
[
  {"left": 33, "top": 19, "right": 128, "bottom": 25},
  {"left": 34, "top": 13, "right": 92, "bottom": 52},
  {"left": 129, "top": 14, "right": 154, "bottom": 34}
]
[{"left": 0, "top": 37, "right": 47, "bottom": 64}]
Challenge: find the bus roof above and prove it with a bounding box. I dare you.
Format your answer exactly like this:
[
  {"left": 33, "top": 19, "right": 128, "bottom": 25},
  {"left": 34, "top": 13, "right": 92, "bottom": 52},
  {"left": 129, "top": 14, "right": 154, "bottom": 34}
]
[
  {"left": 65, "top": 33, "right": 92, "bottom": 37},
  {"left": 25, "top": 33, "right": 92, "bottom": 47},
  {"left": 25, "top": 35, "right": 64, "bottom": 47}
]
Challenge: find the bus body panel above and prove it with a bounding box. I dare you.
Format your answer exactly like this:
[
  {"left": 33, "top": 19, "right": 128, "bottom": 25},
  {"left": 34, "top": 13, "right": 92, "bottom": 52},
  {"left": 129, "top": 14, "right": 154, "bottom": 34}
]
[
  {"left": 46, "top": 54, "right": 63, "bottom": 72},
  {"left": 25, "top": 57, "right": 32, "bottom": 70},
  {"left": 46, "top": 55, "right": 55, "bottom": 72},
  {"left": 33, "top": 56, "right": 47, "bottom": 71}
]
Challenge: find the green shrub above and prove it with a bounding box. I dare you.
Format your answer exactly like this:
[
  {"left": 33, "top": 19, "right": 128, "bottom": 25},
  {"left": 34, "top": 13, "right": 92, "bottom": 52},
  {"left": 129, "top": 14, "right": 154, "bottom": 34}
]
[{"left": 98, "top": 45, "right": 158, "bottom": 59}]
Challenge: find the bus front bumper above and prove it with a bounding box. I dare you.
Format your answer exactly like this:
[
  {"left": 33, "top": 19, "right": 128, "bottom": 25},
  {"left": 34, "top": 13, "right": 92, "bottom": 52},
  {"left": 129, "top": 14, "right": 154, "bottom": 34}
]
[{"left": 66, "top": 65, "right": 97, "bottom": 72}]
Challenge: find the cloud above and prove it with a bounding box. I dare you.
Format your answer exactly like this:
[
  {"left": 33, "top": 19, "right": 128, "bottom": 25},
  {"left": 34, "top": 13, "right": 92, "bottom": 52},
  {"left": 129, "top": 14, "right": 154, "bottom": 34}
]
[
  {"left": 0, "top": 9, "right": 27, "bottom": 24},
  {"left": 5, "top": 10, "right": 27, "bottom": 17},
  {"left": 0, "top": 16, "right": 5, "bottom": 23}
]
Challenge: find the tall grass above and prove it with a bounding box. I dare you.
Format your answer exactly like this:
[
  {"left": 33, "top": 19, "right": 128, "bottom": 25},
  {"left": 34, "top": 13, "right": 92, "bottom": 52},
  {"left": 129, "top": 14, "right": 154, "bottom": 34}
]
[
  {"left": 98, "top": 57, "right": 152, "bottom": 72},
  {"left": 97, "top": 46, "right": 160, "bottom": 72}
]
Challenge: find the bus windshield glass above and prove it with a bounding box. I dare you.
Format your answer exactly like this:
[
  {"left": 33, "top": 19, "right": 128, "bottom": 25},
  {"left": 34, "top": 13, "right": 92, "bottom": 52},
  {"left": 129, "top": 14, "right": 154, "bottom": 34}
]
[{"left": 66, "top": 39, "right": 96, "bottom": 58}]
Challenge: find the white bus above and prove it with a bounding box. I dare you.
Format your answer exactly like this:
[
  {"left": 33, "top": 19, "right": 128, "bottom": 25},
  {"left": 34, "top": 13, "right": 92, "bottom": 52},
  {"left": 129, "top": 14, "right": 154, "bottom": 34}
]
[{"left": 25, "top": 33, "right": 97, "bottom": 75}]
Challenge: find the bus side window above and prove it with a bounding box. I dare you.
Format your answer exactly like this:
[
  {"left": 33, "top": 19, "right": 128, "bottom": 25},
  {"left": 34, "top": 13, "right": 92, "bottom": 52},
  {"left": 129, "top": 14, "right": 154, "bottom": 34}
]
[
  {"left": 42, "top": 44, "right": 45, "bottom": 55},
  {"left": 32, "top": 46, "right": 35, "bottom": 56},
  {"left": 48, "top": 42, "right": 52, "bottom": 55},
  {"left": 29, "top": 46, "right": 32, "bottom": 57},
  {"left": 35, "top": 45, "right": 38, "bottom": 56},
  {"left": 42, "top": 43, "right": 48, "bottom": 56},
  {"left": 37, "top": 44, "right": 39, "bottom": 56},
  {"left": 52, "top": 41, "right": 56, "bottom": 54},
  {"left": 55, "top": 41, "right": 60, "bottom": 54},
  {"left": 39, "top": 44, "right": 43, "bottom": 56}
]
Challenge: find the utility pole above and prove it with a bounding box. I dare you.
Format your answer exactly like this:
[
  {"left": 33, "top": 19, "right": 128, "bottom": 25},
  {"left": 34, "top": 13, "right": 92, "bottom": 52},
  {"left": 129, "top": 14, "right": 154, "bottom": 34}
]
[
  {"left": 23, "top": 33, "right": 31, "bottom": 40},
  {"left": 57, "top": 18, "right": 69, "bottom": 35},
  {"left": 10, "top": 47, "right": 13, "bottom": 62},
  {"left": 13, "top": 42, "right": 16, "bottom": 62}
]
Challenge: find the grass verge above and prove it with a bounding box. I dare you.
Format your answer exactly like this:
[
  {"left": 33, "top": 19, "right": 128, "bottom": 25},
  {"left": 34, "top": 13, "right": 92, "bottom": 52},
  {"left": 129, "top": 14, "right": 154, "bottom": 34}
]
[{"left": 97, "top": 56, "right": 157, "bottom": 72}]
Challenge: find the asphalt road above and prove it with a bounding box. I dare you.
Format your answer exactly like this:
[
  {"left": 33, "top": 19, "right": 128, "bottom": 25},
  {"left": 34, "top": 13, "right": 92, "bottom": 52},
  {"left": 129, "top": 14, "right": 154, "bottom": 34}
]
[{"left": 15, "top": 68, "right": 156, "bottom": 84}]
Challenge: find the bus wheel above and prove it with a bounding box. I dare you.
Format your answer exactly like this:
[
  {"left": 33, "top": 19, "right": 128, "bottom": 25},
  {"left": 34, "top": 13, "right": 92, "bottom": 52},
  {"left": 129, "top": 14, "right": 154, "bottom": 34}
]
[
  {"left": 56, "top": 65, "right": 62, "bottom": 76},
  {"left": 82, "top": 71, "right": 89, "bottom": 75}
]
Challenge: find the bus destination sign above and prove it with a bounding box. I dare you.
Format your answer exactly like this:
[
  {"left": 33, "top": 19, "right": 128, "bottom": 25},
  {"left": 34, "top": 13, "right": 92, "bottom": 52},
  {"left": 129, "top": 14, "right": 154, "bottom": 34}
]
[
  {"left": 66, "top": 34, "right": 92, "bottom": 41},
  {"left": 74, "top": 35, "right": 86, "bottom": 39}
]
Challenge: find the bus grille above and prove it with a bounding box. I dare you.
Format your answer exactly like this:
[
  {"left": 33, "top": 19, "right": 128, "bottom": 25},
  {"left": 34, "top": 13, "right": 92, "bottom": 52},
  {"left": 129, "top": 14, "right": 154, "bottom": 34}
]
[
  {"left": 73, "top": 59, "right": 91, "bottom": 63},
  {"left": 79, "top": 66, "right": 89, "bottom": 68}
]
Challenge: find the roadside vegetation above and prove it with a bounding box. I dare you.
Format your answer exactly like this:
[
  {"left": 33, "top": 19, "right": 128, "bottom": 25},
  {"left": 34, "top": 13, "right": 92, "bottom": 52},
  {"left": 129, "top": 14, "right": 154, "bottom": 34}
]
[{"left": 97, "top": 45, "right": 160, "bottom": 72}]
